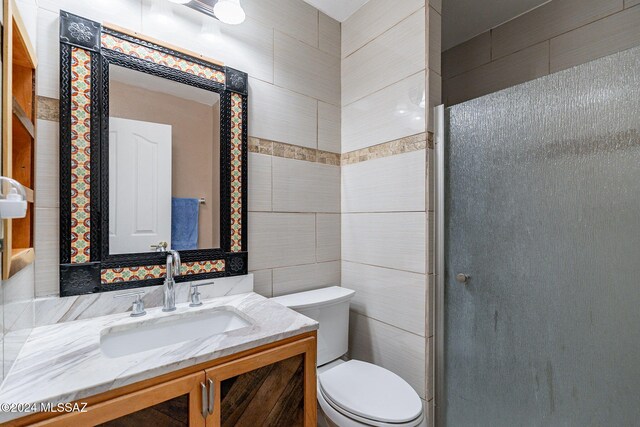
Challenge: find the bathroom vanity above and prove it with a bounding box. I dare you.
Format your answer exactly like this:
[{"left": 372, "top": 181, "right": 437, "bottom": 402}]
[{"left": 0, "top": 293, "right": 318, "bottom": 426}]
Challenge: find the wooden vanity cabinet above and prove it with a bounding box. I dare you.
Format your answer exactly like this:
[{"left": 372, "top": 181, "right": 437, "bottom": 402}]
[
  {"left": 207, "top": 335, "right": 316, "bottom": 427},
  {"left": 13, "top": 332, "right": 316, "bottom": 427}
]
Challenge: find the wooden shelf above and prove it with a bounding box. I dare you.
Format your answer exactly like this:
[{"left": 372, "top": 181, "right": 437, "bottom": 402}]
[
  {"left": 23, "top": 186, "right": 34, "bottom": 203},
  {"left": 8, "top": 247, "right": 34, "bottom": 276},
  {"left": 2, "top": 0, "right": 37, "bottom": 280},
  {"left": 12, "top": 96, "right": 34, "bottom": 138}
]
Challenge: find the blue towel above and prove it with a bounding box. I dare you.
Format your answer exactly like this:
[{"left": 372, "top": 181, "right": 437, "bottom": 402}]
[{"left": 171, "top": 197, "right": 199, "bottom": 250}]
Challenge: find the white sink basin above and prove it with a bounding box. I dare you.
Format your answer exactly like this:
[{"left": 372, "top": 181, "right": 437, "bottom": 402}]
[{"left": 100, "top": 307, "right": 252, "bottom": 358}]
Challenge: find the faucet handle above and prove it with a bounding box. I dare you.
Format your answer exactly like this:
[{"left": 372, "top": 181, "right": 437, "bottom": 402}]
[
  {"left": 189, "top": 281, "right": 215, "bottom": 307},
  {"left": 150, "top": 241, "right": 168, "bottom": 252},
  {"left": 114, "top": 291, "right": 147, "bottom": 317}
]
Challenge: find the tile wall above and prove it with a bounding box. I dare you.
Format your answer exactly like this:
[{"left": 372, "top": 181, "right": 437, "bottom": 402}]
[
  {"left": 3, "top": 1, "right": 443, "bottom": 417},
  {"left": 443, "top": 0, "right": 640, "bottom": 105},
  {"left": 1, "top": 0, "right": 341, "bottom": 376},
  {"left": 340, "top": 0, "right": 441, "bottom": 421}
]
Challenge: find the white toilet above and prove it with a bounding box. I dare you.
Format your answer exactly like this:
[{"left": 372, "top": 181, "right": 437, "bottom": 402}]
[{"left": 272, "top": 286, "right": 426, "bottom": 427}]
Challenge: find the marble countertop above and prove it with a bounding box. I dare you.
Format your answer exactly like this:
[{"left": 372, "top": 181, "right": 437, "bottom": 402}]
[{"left": 0, "top": 292, "right": 318, "bottom": 422}]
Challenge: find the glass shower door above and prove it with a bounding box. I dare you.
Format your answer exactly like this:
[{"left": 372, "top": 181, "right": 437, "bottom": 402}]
[{"left": 440, "top": 45, "right": 640, "bottom": 426}]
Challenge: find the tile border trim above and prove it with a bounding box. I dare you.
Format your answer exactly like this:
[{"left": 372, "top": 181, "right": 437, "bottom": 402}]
[
  {"left": 341, "top": 132, "right": 432, "bottom": 165},
  {"left": 39, "top": 95, "right": 433, "bottom": 166},
  {"left": 249, "top": 138, "right": 341, "bottom": 166}
]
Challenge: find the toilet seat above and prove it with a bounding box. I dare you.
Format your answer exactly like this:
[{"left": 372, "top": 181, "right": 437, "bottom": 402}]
[{"left": 318, "top": 360, "right": 424, "bottom": 427}]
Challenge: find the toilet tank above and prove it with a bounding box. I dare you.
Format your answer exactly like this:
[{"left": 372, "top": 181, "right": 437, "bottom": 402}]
[{"left": 271, "top": 286, "right": 355, "bottom": 366}]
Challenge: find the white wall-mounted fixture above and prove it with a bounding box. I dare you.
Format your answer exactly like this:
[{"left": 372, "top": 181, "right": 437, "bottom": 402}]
[
  {"left": 0, "top": 177, "right": 27, "bottom": 219},
  {"left": 213, "top": 0, "right": 245, "bottom": 25}
]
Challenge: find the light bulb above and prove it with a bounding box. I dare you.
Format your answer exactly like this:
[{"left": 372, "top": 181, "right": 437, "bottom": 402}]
[{"left": 214, "top": 0, "right": 246, "bottom": 25}]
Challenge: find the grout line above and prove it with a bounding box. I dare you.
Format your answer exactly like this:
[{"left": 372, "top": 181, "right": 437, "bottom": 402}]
[
  {"left": 445, "top": 2, "right": 626, "bottom": 85},
  {"left": 350, "top": 310, "right": 427, "bottom": 339},
  {"left": 444, "top": 39, "right": 548, "bottom": 86},
  {"left": 342, "top": 259, "right": 426, "bottom": 276},
  {"left": 343, "top": 6, "right": 425, "bottom": 60},
  {"left": 343, "top": 69, "right": 426, "bottom": 107},
  {"left": 343, "top": 260, "right": 427, "bottom": 276},
  {"left": 453, "top": 5, "right": 626, "bottom": 72},
  {"left": 265, "top": 260, "right": 341, "bottom": 272},
  {"left": 342, "top": 210, "right": 427, "bottom": 214}
]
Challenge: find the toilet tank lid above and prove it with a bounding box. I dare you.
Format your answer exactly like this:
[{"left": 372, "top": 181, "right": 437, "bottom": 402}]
[{"left": 271, "top": 286, "right": 355, "bottom": 310}]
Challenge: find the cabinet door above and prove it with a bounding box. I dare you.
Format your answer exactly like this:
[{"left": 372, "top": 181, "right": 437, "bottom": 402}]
[
  {"left": 35, "top": 372, "right": 207, "bottom": 427},
  {"left": 205, "top": 336, "right": 317, "bottom": 427}
]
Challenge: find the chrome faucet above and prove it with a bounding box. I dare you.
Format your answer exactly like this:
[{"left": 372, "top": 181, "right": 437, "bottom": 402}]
[{"left": 163, "top": 250, "right": 181, "bottom": 312}]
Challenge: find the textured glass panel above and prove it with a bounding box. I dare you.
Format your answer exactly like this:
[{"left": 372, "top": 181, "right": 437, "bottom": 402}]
[{"left": 444, "top": 45, "right": 640, "bottom": 426}]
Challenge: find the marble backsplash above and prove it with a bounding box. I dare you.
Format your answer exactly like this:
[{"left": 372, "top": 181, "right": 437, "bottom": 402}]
[{"left": 34, "top": 274, "right": 254, "bottom": 327}]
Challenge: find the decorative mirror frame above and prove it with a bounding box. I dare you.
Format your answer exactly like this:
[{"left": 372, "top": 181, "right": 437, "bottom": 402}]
[{"left": 58, "top": 11, "right": 248, "bottom": 296}]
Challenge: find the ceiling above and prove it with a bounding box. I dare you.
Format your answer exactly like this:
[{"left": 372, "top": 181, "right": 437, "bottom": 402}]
[
  {"left": 443, "top": 0, "right": 550, "bottom": 50},
  {"left": 302, "top": 0, "right": 370, "bottom": 22}
]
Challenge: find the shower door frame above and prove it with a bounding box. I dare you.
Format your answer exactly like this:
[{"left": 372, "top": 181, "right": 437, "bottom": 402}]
[{"left": 433, "top": 104, "right": 446, "bottom": 426}]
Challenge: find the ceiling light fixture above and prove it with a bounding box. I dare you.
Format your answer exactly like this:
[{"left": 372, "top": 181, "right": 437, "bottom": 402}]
[{"left": 213, "top": 0, "right": 246, "bottom": 25}]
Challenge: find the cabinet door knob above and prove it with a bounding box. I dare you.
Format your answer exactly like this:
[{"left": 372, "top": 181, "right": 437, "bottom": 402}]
[
  {"left": 200, "top": 382, "right": 208, "bottom": 419},
  {"left": 208, "top": 378, "right": 215, "bottom": 415}
]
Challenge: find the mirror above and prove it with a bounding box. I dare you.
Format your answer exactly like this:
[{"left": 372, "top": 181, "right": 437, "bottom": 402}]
[
  {"left": 58, "top": 15, "right": 249, "bottom": 296},
  {"left": 108, "top": 65, "right": 221, "bottom": 255}
]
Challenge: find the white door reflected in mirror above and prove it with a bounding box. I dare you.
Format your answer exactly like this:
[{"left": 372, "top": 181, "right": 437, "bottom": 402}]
[
  {"left": 108, "top": 64, "right": 221, "bottom": 255},
  {"left": 109, "top": 117, "right": 172, "bottom": 254}
]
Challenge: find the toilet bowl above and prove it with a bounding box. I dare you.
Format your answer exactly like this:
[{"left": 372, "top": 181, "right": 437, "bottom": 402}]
[
  {"left": 316, "top": 359, "right": 426, "bottom": 427},
  {"left": 271, "top": 287, "right": 426, "bottom": 427}
]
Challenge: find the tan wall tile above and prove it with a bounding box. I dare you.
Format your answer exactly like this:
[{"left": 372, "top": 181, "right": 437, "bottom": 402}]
[
  {"left": 343, "top": 261, "right": 427, "bottom": 336},
  {"left": 442, "top": 32, "right": 491, "bottom": 79},
  {"left": 445, "top": 41, "right": 550, "bottom": 106},
  {"left": 550, "top": 5, "right": 640, "bottom": 72},
  {"left": 492, "top": 0, "right": 623, "bottom": 59},
  {"left": 274, "top": 31, "right": 340, "bottom": 105},
  {"left": 272, "top": 261, "right": 340, "bottom": 296},
  {"left": 36, "top": 96, "right": 59, "bottom": 121}
]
